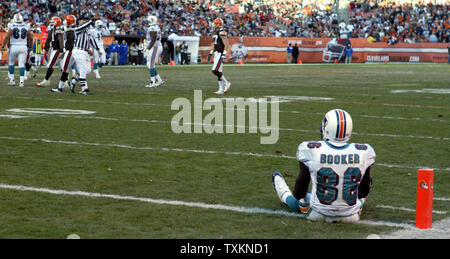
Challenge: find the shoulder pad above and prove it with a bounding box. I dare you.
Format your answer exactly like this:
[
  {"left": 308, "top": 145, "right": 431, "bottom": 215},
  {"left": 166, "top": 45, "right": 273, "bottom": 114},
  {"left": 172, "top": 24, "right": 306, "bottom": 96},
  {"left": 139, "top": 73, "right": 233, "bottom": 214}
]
[
  {"left": 219, "top": 30, "right": 227, "bottom": 36},
  {"left": 296, "top": 141, "right": 318, "bottom": 162}
]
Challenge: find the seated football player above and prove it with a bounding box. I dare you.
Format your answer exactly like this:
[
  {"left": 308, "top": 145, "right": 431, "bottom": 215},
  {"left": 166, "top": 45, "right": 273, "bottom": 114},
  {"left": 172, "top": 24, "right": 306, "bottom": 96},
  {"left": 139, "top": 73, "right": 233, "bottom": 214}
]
[{"left": 272, "top": 109, "right": 375, "bottom": 223}]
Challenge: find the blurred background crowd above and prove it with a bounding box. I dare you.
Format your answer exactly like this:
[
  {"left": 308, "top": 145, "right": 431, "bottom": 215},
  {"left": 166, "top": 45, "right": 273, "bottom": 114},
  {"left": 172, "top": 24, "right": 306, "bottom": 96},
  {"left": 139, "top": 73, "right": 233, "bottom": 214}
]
[{"left": 0, "top": 0, "right": 448, "bottom": 43}]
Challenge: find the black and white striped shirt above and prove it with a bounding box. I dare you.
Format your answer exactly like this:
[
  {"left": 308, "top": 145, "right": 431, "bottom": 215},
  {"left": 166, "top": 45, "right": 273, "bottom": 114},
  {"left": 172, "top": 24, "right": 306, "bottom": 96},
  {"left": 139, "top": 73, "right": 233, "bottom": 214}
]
[{"left": 74, "top": 20, "right": 99, "bottom": 51}]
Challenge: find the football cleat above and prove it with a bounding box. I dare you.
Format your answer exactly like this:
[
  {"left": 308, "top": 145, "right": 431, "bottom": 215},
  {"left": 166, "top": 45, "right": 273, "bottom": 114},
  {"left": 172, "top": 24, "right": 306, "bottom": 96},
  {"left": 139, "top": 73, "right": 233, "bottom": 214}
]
[
  {"left": 35, "top": 79, "right": 50, "bottom": 87},
  {"left": 223, "top": 81, "right": 231, "bottom": 93},
  {"left": 50, "top": 88, "right": 62, "bottom": 93},
  {"left": 272, "top": 172, "right": 291, "bottom": 203},
  {"left": 154, "top": 80, "right": 165, "bottom": 87},
  {"left": 8, "top": 81, "right": 15, "bottom": 86},
  {"left": 145, "top": 83, "right": 155, "bottom": 88},
  {"left": 94, "top": 71, "right": 101, "bottom": 79},
  {"left": 80, "top": 89, "right": 91, "bottom": 95},
  {"left": 19, "top": 81, "right": 24, "bottom": 87},
  {"left": 213, "top": 90, "right": 224, "bottom": 95}
]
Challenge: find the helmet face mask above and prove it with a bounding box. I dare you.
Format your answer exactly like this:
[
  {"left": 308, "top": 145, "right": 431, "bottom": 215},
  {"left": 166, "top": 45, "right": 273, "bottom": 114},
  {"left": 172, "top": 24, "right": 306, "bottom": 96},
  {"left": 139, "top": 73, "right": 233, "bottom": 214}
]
[{"left": 321, "top": 109, "right": 353, "bottom": 146}]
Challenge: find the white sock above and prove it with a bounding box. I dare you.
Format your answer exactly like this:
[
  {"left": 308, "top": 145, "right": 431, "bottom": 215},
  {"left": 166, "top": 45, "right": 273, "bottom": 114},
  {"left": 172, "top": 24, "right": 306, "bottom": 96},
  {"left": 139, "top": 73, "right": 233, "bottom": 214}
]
[
  {"left": 20, "top": 76, "right": 24, "bottom": 83},
  {"left": 220, "top": 75, "right": 228, "bottom": 85},
  {"left": 281, "top": 192, "right": 291, "bottom": 204},
  {"left": 218, "top": 81, "right": 224, "bottom": 92},
  {"left": 58, "top": 81, "right": 65, "bottom": 89},
  {"left": 155, "top": 75, "right": 162, "bottom": 82},
  {"left": 151, "top": 77, "right": 156, "bottom": 84}
]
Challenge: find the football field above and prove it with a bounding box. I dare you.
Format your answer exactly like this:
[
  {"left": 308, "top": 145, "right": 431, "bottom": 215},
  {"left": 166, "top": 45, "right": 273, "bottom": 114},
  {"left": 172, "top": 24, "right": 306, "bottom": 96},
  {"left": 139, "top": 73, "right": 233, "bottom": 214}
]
[{"left": 0, "top": 63, "right": 449, "bottom": 239}]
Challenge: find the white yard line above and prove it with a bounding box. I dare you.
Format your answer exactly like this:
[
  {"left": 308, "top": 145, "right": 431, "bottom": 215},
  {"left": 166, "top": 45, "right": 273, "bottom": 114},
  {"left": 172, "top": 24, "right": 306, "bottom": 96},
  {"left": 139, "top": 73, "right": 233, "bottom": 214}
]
[
  {"left": 0, "top": 136, "right": 448, "bottom": 172},
  {"left": 0, "top": 183, "right": 418, "bottom": 230}
]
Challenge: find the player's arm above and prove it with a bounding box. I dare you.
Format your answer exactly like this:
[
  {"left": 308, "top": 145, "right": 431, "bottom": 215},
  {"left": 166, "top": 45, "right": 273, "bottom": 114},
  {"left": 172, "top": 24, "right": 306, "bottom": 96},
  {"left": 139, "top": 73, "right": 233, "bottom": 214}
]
[
  {"left": 57, "top": 31, "right": 64, "bottom": 52},
  {"left": 27, "top": 30, "right": 33, "bottom": 49},
  {"left": 358, "top": 167, "right": 372, "bottom": 199},
  {"left": 207, "top": 42, "right": 214, "bottom": 62},
  {"left": 292, "top": 162, "right": 311, "bottom": 200},
  {"left": 90, "top": 36, "right": 99, "bottom": 51},
  {"left": 1, "top": 29, "right": 12, "bottom": 50},
  {"left": 44, "top": 31, "right": 52, "bottom": 51},
  {"left": 102, "top": 27, "right": 110, "bottom": 36},
  {"left": 220, "top": 33, "right": 229, "bottom": 60},
  {"left": 147, "top": 31, "right": 157, "bottom": 50},
  {"left": 75, "top": 20, "right": 93, "bottom": 34}
]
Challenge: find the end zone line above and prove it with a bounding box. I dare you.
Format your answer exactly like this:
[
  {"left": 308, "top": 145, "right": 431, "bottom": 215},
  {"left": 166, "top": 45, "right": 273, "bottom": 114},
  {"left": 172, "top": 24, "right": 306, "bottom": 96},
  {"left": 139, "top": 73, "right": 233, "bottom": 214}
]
[
  {"left": 0, "top": 183, "right": 416, "bottom": 230},
  {"left": 1, "top": 136, "right": 449, "bottom": 172}
]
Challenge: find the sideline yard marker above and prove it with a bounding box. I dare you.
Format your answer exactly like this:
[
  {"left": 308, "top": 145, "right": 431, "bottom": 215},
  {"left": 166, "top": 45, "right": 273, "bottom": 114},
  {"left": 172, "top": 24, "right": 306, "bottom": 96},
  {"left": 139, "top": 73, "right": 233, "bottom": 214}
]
[{"left": 416, "top": 169, "right": 434, "bottom": 229}]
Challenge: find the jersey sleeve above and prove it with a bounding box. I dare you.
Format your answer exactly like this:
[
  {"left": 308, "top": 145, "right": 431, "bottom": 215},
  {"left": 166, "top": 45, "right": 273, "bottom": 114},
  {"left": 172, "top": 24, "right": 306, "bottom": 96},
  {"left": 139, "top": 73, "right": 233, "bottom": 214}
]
[
  {"left": 363, "top": 144, "right": 376, "bottom": 169},
  {"left": 296, "top": 142, "right": 313, "bottom": 163},
  {"left": 219, "top": 29, "right": 227, "bottom": 37}
]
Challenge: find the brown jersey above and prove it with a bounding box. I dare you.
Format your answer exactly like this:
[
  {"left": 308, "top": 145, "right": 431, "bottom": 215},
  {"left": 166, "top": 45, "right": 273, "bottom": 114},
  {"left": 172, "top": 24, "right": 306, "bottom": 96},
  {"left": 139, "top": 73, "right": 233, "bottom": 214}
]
[
  {"left": 45, "top": 28, "right": 64, "bottom": 51},
  {"left": 213, "top": 28, "right": 227, "bottom": 53},
  {"left": 64, "top": 28, "right": 75, "bottom": 51}
]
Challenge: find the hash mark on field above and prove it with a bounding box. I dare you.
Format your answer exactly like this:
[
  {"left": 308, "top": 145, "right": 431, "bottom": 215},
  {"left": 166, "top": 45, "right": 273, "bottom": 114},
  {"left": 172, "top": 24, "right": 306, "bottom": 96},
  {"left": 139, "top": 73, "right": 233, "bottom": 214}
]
[
  {"left": 1, "top": 136, "right": 449, "bottom": 172},
  {"left": 0, "top": 183, "right": 416, "bottom": 230}
]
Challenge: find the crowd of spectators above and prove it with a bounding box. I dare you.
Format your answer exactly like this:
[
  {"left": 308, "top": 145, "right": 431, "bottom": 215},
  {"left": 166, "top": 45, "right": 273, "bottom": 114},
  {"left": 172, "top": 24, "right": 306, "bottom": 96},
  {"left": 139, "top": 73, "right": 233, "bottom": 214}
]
[{"left": 0, "top": 0, "right": 449, "bottom": 43}]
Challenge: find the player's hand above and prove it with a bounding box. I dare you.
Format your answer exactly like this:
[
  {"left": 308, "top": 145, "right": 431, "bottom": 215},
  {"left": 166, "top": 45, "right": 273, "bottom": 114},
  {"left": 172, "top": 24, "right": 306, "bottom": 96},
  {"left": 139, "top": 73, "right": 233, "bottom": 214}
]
[
  {"left": 207, "top": 53, "right": 212, "bottom": 63},
  {"left": 221, "top": 53, "right": 227, "bottom": 62}
]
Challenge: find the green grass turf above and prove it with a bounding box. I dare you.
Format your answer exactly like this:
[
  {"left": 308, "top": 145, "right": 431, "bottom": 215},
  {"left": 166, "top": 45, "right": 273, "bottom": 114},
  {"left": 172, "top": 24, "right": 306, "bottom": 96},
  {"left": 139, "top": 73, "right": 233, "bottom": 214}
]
[{"left": 0, "top": 63, "right": 448, "bottom": 238}]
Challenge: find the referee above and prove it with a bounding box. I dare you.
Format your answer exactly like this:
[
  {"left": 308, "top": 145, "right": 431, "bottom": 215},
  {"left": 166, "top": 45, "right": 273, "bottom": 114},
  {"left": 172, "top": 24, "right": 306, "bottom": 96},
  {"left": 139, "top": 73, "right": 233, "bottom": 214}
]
[{"left": 68, "top": 10, "right": 99, "bottom": 95}]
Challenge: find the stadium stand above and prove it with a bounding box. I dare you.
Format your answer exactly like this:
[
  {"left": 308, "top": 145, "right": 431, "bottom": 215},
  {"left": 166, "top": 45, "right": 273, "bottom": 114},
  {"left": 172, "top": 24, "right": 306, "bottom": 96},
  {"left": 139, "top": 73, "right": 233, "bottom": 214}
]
[{"left": 0, "top": 0, "right": 448, "bottom": 43}]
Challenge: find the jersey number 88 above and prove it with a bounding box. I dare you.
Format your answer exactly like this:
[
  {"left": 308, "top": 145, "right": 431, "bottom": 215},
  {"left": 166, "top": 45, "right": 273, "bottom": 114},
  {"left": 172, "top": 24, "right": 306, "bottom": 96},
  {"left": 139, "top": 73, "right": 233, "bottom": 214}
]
[
  {"left": 316, "top": 167, "right": 361, "bottom": 206},
  {"left": 13, "top": 28, "right": 27, "bottom": 40}
]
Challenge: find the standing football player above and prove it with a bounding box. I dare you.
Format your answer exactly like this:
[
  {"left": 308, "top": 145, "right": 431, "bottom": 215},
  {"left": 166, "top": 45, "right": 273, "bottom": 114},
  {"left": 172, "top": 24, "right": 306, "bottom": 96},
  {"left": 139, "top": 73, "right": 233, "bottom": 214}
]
[
  {"left": 207, "top": 18, "right": 230, "bottom": 95},
  {"left": 272, "top": 109, "right": 375, "bottom": 223},
  {"left": 67, "top": 10, "right": 99, "bottom": 95},
  {"left": 144, "top": 15, "right": 165, "bottom": 88},
  {"left": 1, "top": 13, "right": 33, "bottom": 87},
  {"left": 92, "top": 20, "right": 109, "bottom": 79},
  {"left": 35, "top": 16, "right": 64, "bottom": 87},
  {"left": 51, "top": 15, "right": 77, "bottom": 93}
]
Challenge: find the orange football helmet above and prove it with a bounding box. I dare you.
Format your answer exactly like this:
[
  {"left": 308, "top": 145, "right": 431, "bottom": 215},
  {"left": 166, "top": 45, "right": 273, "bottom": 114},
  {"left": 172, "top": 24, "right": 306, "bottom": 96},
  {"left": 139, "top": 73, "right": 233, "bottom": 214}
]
[
  {"left": 50, "top": 16, "right": 62, "bottom": 28},
  {"left": 65, "top": 15, "right": 76, "bottom": 27}
]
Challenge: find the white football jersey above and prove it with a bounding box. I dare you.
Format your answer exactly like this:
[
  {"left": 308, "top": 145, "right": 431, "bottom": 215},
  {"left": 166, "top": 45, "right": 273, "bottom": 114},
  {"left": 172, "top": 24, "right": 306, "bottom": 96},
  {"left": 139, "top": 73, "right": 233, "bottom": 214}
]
[
  {"left": 231, "top": 43, "right": 248, "bottom": 62},
  {"left": 146, "top": 25, "right": 161, "bottom": 48},
  {"left": 296, "top": 140, "right": 376, "bottom": 217},
  {"left": 91, "top": 27, "right": 109, "bottom": 48},
  {"left": 9, "top": 22, "right": 30, "bottom": 46}
]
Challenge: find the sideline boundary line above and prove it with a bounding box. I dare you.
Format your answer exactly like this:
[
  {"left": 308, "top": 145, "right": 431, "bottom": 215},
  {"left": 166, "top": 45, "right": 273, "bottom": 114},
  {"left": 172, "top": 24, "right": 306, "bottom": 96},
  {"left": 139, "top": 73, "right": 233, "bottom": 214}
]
[{"left": 0, "top": 183, "right": 418, "bottom": 230}]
